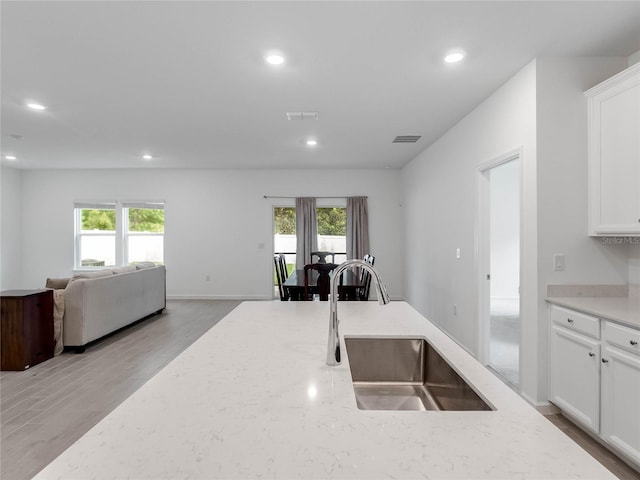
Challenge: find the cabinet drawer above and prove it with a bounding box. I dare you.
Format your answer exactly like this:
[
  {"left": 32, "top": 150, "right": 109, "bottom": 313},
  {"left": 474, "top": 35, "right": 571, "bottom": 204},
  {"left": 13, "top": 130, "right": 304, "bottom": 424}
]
[
  {"left": 550, "top": 305, "right": 600, "bottom": 339},
  {"left": 604, "top": 321, "right": 640, "bottom": 356}
]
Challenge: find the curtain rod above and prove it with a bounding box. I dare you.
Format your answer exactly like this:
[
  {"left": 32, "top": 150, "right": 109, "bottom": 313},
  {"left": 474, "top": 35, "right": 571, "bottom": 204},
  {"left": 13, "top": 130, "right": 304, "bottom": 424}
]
[{"left": 263, "top": 195, "right": 367, "bottom": 199}]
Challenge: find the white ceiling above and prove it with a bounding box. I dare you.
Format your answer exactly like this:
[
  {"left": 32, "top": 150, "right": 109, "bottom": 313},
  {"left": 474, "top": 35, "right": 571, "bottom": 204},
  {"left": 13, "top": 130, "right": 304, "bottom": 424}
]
[{"left": 2, "top": 1, "right": 639, "bottom": 170}]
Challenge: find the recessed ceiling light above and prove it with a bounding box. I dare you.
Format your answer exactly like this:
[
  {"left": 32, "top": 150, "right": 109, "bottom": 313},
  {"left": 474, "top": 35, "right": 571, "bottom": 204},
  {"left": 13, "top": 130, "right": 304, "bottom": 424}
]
[
  {"left": 4, "top": 155, "right": 17, "bottom": 161},
  {"left": 266, "top": 54, "right": 285, "bottom": 65},
  {"left": 26, "top": 102, "right": 47, "bottom": 111},
  {"left": 142, "top": 154, "right": 153, "bottom": 160},
  {"left": 306, "top": 139, "right": 317, "bottom": 146},
  {"left": 444, "top": 51, "right": 465, "bottom": 63}
]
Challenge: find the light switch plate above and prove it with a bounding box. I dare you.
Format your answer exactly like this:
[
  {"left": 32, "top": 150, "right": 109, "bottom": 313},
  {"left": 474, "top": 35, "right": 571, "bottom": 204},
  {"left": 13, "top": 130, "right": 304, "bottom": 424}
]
[{"left": 553, "top": 254, "right": 565, "bottom": 271}]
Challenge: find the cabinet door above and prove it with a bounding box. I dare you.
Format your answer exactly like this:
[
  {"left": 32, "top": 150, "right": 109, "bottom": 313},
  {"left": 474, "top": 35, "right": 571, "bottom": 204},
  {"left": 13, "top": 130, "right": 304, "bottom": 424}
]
[
  {"left": 601, "top": 345, "right": 640, "bottom": 464},
  {"left": 549, "top": 325, "right": 601, "bottom": 433},
  {"left": 587, "top": 64, "right": 640, "bottom": 235}
]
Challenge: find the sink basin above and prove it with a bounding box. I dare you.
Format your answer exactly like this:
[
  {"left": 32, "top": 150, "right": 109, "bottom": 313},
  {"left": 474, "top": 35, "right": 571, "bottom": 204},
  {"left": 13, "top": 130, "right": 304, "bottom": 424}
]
[{"left": 344, "top": 337, "right": 493, "bottom": 411}]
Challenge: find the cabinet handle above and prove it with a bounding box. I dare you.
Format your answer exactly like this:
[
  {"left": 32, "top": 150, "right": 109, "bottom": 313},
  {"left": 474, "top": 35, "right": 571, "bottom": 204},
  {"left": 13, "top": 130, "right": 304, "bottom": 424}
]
[
  {"left": 588, "top": 352, "right": 595, "bottom": 357},
  {"left": 601, "top": 358, "right": 609, "bottom": 364},
  {"left": 567, "top": 318, "right": 574, "bottom": 323},
  {"left": 631, "top": 340, "right": 638, "bottom": 346}
]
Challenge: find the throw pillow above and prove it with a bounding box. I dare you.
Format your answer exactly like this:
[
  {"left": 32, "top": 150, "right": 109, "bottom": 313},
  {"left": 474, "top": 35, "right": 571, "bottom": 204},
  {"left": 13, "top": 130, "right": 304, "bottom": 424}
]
[{"left": 46, "top": 277, "right": 71, "bottom": 289}]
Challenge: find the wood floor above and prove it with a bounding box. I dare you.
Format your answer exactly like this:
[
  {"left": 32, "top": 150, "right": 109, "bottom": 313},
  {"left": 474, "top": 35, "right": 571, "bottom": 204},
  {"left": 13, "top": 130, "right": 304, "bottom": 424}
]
[
  {"left": 1, "top": 299, "right": 240, "bottom": 480},
  {"left": 545, "top": 414, "right": 640, "bottom": 480},
  {"left": 1, "top": 299, "right": 639, "bottom": 480}
]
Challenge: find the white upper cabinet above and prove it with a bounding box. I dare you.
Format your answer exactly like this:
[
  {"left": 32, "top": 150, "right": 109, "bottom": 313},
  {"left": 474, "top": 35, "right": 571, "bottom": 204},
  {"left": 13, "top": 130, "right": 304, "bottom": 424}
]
[{"left": 586, "top": 63, "right": 640, "bottom": 236}]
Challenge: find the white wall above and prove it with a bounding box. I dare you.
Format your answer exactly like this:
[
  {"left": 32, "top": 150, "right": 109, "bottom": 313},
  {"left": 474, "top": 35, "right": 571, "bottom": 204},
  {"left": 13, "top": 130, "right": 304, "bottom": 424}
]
[
  {"left": 1, "top": 166, "right": 23, "bottom": 290},
  {"left": 630, "top": 244, "right": 640, "bottom": 286},
  {"left": 535, "top": 56, "right": 630, "bottom": 401},
  {"left": 13, "top": 168, "right": 403, "bottom": 300},
  {"left": 402, "top": 56, "right": 633, "bottom": 405},
  {"left": 402, "top": 60, "right": 538, "bottom": 390}
]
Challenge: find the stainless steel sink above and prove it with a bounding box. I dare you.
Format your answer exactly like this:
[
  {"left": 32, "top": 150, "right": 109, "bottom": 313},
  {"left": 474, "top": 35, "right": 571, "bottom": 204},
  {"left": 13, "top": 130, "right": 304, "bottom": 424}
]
[{"left": 344, "top": 337, "right": 493, "bottom": 411}]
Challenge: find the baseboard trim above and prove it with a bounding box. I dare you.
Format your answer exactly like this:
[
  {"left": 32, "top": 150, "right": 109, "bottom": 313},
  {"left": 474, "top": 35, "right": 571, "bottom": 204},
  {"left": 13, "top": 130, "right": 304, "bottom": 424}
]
[
  {"left": 535, "top": 402, "right": 560, "bottom": 415},
  {"left": 166, "top": 295, "right": 407, "bottom": 302},
  {"left": 166, "top": 294, "right": 272, "bottom": 301},
  {"left": 519, "top": 391, "right": 556, "bottom": 411}
]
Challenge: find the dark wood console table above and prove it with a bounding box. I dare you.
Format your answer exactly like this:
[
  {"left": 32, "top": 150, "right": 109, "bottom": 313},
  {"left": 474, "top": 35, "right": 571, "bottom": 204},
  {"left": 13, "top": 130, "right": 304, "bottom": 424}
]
[{"left": 1, "top": 289, "right": 54, "bottom": 371}]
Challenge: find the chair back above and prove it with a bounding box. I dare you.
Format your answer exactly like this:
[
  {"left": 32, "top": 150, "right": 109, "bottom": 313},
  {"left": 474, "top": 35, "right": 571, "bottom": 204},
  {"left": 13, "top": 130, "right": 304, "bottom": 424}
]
[
  {"left": 360, "top": 254, "right": 375, "bottom": 300},
  {"left": 278, "top": 254, "right": 289, "bottom": 281},
  {"left": 311, "top": 251, "right": 336, "bottom": 264},
  {"left": 274, "top": 254, "right": 289, "bottom": 301},
  {"left": 304, "top": 263, "right": 338, "bottom": 301}
]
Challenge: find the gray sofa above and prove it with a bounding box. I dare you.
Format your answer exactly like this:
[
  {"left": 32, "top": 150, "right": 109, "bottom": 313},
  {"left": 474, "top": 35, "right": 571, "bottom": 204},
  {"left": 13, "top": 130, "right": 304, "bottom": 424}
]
[{"left": 57, "top": 264, "right": 166, "bottom": 351}]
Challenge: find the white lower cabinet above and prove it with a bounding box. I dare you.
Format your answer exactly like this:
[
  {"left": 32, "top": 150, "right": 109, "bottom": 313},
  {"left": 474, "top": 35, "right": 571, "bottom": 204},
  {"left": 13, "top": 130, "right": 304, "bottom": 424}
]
[
  {"left": 549, "top": 317, "right": 600, "bottom": 433},
  {"left": 549, "top": 304, "right": 640, "bottom": 468},
  {"left": 601, "top": 324, "right": 640, "bottom": 464}
]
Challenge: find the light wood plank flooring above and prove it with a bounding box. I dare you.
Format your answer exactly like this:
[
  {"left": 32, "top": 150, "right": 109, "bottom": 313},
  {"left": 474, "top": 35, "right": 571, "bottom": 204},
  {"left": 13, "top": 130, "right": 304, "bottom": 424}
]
[
  {"left": 545, "top": 413, "right": 640, "bottom": 480},
  {"left": 2, "top": 299, "right": 639, "bottom": 480},
  {"left": 1, "top": 299, "right": 240, "bottom": 480}
]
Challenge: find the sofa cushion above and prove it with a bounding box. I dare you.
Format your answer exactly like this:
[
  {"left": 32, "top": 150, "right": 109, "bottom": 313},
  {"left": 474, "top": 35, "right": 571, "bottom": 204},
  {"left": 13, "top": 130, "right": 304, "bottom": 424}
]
[
  {"left": 112, "top": 265, "right": 137, "bottom": 274},
  {"left": 69, "top": 269, "right": 114, "bottom": 283},
  {"left": 46, "top": 277, "right": 71, "bottom": 289},
  {"left": 135, "top": 262, "right": 157, "bottom": 270}
]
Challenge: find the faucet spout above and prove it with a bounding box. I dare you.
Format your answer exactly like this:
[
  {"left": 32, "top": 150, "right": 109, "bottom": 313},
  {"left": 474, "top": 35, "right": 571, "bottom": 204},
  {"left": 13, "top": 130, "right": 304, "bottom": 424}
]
[{"left": 326, "top": 259, "right": 390, "bottom": 366}]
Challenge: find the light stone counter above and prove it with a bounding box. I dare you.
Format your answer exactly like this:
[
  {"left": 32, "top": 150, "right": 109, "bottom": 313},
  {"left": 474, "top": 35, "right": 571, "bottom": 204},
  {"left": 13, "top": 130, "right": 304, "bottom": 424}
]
[
  {"left": 35, "top": 301, "right": 616, "bottom": 479},
  {"left": 546, "top": 284, "right": 640, "bottom": 329}
]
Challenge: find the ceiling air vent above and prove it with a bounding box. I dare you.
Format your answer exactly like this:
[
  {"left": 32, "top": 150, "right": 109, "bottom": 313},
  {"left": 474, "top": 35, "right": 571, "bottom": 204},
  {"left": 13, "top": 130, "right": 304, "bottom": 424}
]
[
  {"left": 393, "top": 135, "right": 422, "bottom": 143},
  {"left": 286, "top": 111, "right": 319, "bottom": 121}
]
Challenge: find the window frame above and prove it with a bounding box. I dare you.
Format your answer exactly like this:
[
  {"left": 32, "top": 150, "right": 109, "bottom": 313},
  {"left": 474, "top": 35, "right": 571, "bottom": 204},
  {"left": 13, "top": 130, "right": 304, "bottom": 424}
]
[
  {"left": 74, "top": 201, "right": 165, "bottom": 270},
  {"left": 122, "top": 202, "right": 165, "bottom": 266},
  {"left": 74, "top": 202, "right": 117, "bottom": 269}
]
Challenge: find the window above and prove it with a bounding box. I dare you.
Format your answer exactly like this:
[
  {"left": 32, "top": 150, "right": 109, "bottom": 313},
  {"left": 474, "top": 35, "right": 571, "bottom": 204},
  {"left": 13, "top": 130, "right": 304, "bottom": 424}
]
[
  {"left": 272, "top": 206, "right": 347, "bottom": 269},
  {"left": 317, "top": 207, "right": 346, "bottom": 263},
  {"left": 273, "top": 207, "right": 296, "bottom": 278},
  {"left": 74, "top": 201, "right": 164, "bottom": 269},
  {"left": 123, "top": 203, "right": 165, "bottom": 265},
  {"left": 74, "top": 203, "right": 117, "bottom": 268}
]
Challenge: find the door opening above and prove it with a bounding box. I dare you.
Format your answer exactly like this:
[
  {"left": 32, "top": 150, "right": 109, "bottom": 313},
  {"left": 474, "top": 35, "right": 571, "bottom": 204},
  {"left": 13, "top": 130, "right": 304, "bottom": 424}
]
[
  {"left": 478, "top": 152, "right": 522, "bottom": 388},
  {"left": 273, "top": 207, "right": 296, "bottom": 299}
]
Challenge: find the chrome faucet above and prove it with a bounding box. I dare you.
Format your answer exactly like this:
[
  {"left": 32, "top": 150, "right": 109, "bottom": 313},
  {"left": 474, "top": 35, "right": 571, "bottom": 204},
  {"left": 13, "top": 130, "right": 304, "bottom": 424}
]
[{"left": 327, "top": 259, "right": 391, "bottom": 366}]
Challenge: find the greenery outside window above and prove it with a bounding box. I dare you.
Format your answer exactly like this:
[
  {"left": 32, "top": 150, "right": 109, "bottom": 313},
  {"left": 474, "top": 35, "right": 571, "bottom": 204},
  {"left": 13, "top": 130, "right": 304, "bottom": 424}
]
[
  {"left": 316, "top": 207, "right": 347, "bottom": 263},
  {"left": 74, "top": 202, "right": 117, "bottom": 268},
  {"left": 123, "top": 203, "right": 165, "bottom": 265},
  {"left": 272, "top": 206, "right": 347, "bottom": 273},
  {"left": 74, "top": 201, "right": 165, "bottom": 269}
]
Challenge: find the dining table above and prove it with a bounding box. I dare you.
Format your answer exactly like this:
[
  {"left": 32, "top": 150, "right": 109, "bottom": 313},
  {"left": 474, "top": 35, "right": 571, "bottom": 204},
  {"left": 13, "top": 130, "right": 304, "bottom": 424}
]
[{"left": 283, "top": 269, "right": 363, "bottom": 301}]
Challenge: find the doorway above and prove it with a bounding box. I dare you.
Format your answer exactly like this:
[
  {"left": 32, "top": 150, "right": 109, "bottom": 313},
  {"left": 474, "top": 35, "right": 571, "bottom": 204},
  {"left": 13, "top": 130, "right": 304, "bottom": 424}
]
[
  {"left": 273, "top": 206, "right": 296, "bottom": 299},
  {"left": 478, "top": 151, "right": 522, "bottom": 387}
]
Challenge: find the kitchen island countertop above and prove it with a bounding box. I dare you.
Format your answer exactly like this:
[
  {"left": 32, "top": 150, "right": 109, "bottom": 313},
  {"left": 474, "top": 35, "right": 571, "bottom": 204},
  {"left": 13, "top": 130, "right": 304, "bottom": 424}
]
[{"left": 34, "top": 301, "right": 616, "bottom": 479}]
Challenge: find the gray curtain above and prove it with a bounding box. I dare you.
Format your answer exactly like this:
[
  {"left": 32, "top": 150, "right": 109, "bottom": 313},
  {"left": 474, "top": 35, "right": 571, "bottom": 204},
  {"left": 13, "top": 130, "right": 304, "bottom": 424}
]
[
  {"left": 295, "top": 197, "right": 318, "bottom": 269},
  {"left": 346, "top": 196, "right": 370, "bottom": 260}
]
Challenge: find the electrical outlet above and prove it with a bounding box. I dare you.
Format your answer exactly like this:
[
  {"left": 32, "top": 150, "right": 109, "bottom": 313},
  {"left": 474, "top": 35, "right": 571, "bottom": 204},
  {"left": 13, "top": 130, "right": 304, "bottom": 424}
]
[
  {"left": 456, "top": 248, "right": 461, "bottom": 259},
  {"left": 453, "top": 304, "right": 457, "bottom": 316},
  {"left": 205, "top": 274, "right": 211, "bottom": 282}
]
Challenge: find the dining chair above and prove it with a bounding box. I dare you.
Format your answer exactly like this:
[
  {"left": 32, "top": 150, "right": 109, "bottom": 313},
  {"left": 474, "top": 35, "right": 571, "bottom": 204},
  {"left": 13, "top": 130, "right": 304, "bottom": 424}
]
[
  {"left": 274, "top": 254, "right": 289, "bottom": 301},
  {"left": 304, "top": 263, "right": 338, "bottom": 301},
  {"left": 277, "top": 254, "right": 289, "bottom": 281},
  {"left": 311, "top": 251, "right": 336, "bottom": 264},
  {"left": 359, "top": 254, "right": 375, "bottom": 300}
]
